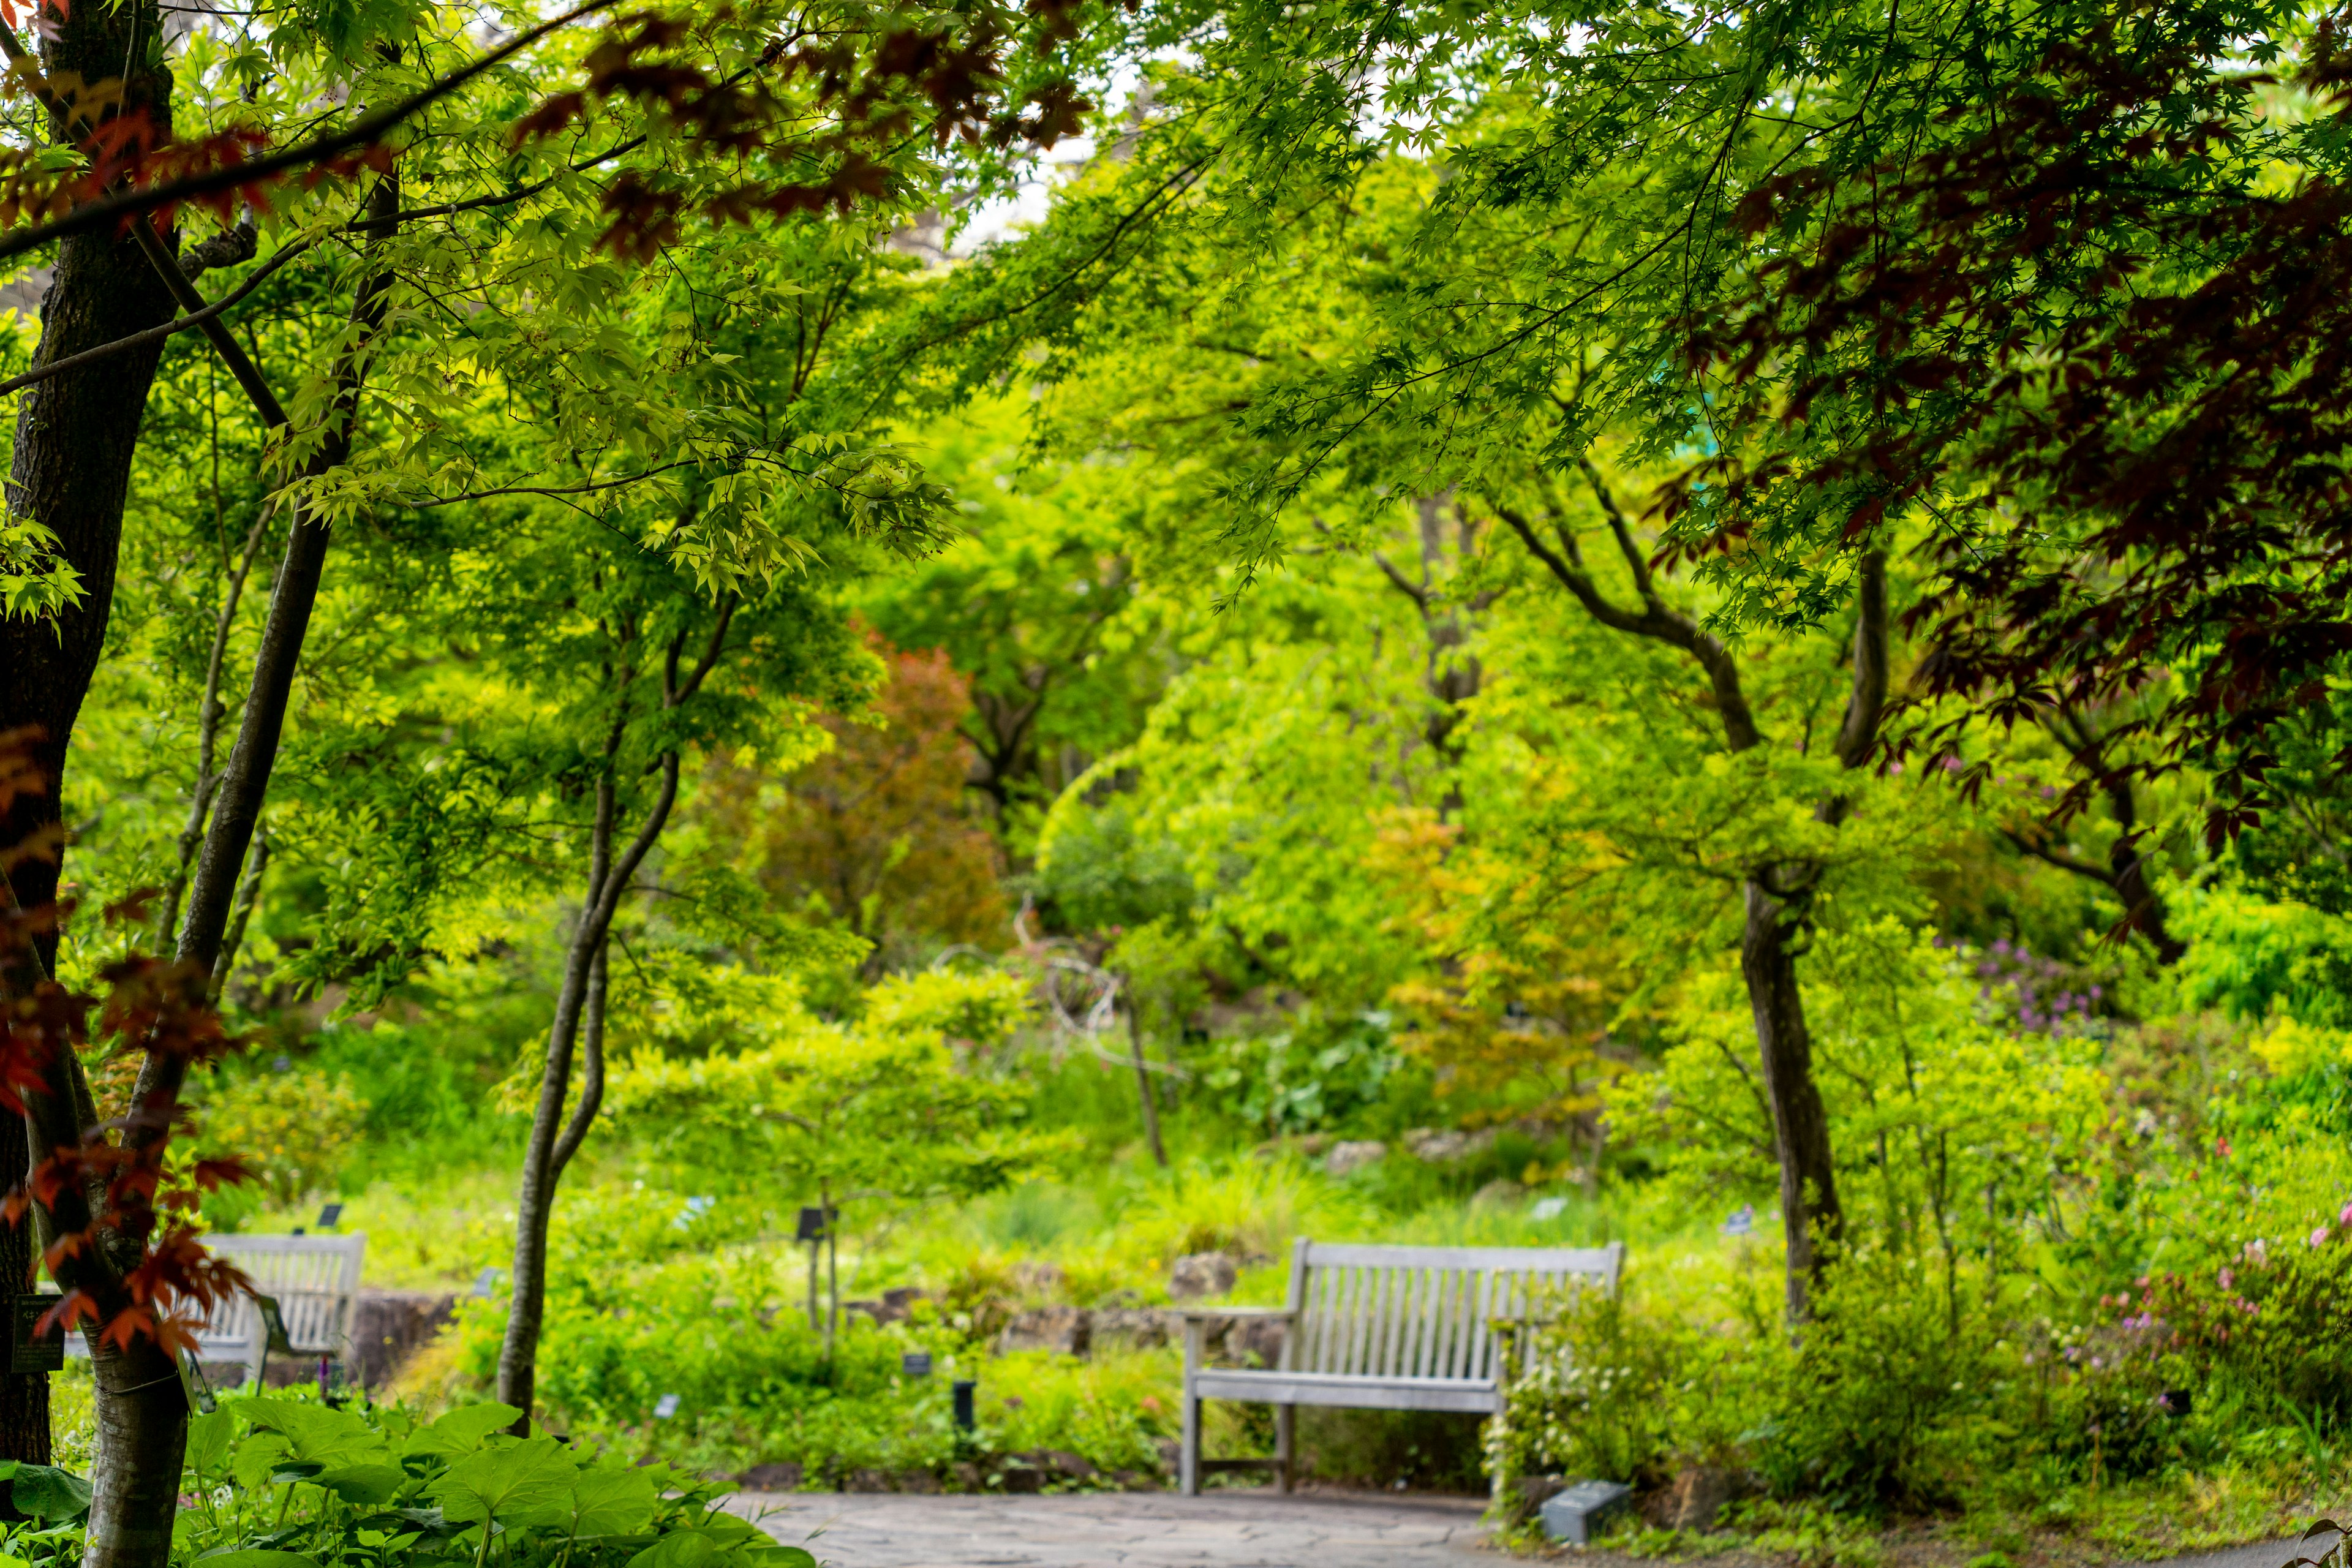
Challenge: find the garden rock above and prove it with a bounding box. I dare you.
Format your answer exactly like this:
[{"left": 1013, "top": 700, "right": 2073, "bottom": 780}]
[
  {"left": 1092, "top": 1306, "right": 1170, "bottom": 1349},
  {"left": 1014, "top": 1261, "right": 1066, "bottom": 1295},
  {"left": 1471, "top": 1177, "right": 1527, "bottom": 1208},
  {"left": 1032, "top": 1449, "right": 1098, "bottom": 1481},
  {"left": 1226, "top": 1314, "right": 1286, "bottom": 1368},
  {"left": 1665, "top": 1464, "right": 1730, "bottom": 1532},
  {"left": 1326, "top": 1139, "right": 1387, "bottom": 1175},
  {"left": 737, "top": 1462, "right": 804, "bottom": 1491},
  {"left": 846, "top": 1287, "right": 928, "bottom": 1327},
  {"left": 847, "top": 1468, "right": 894, "bottom": 1493},
  {"left": 999, "top": 1464, "right": 1046, "bottom": 1493},
  {"left": 997, "top": 1304, "right": 1091, "bottom": 1355},
  {"left": 891, "top": 1469, "right": 941, "bottom": 1494},
  {"left": 1168, "top": 1251, "right": 1238, "bottom": 1300},
  {"left": 1404, "top": 1128, "right": 1497, "bottom": 1164}
]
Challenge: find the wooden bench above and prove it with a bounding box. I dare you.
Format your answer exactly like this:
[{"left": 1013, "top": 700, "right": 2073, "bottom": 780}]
[
  {"left": 69, "top": 1232, "right": 369, "bottom": 1383},
  {"left": 1178, "top": 1237, "right": 1624, "bottom": 1496}
]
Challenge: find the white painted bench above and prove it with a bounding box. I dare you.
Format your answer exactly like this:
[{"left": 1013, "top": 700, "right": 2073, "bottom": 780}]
[
  {"left": 1178, "top": 1237, "right": 1624, "bottom": 1496},
  {"left": 67, "top": 1233, "right": 368, "bottom": 1382}
]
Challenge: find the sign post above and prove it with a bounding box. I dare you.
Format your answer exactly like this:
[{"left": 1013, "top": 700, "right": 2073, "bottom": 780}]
[
  {"left": 794, "top": 1205, "right": 831, "bottom": 1336},
  {"left": 8, "top": 1294, "right": 62, "bottom": 1376}
]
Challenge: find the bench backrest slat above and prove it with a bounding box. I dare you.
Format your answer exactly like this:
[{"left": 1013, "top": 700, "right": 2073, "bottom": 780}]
[{"left": 1280, "top": 1238, "right": 1623, "bottom": 1383}]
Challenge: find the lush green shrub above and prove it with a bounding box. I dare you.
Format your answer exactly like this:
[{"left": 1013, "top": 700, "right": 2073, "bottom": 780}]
[
  {"left": 12, "top": 1389, "right": 812, "bottom": 1568},
  {"left": 192, "top": 1063, "right": 369, "bottom": 1208}
]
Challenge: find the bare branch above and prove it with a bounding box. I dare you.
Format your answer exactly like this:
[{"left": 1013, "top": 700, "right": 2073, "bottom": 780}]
[{"left": 1369, "top": 551, "right": 1430, "bottom": 611}]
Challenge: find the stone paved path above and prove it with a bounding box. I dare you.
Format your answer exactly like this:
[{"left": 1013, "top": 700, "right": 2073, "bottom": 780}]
[{"left": 730, "top": 1488, "right": 1492, "bottom": 1568}]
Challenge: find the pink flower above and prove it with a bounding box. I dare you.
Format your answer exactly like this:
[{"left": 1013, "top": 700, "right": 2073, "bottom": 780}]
[
  {"left": 2218, "top": 1136, "right": 2234, "bottom": 1158},
  {"left": 2338, "top": 1202, "right": 2352, "bottom": 1227},
  {"left": 2316, "top": 1227, "right": 2334, "bottom": 1248},
  {"left": 2220, "top": 1268, "right": 2235, "bottom": 1289}
]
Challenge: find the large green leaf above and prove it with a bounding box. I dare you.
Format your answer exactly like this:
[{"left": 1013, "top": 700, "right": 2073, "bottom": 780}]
[
  {"left": 317, "top": 1464, "right": 407, "bottom": 1506},
  {"left": 426, "top": 1437, "right": 577, "bottom": 1529},
  {"left": 12, "top": 1465, "right": 91, "bottom": 1521},
  {"left": 625, "top": 1534, "right": 726, "bottom": 1568},
  {"left": 186, "top": 1410, "right": 235, "bottom": 1479},
  {"left": 565, "top": 1468, "right": 657, "bottom": 1538},
  {"left": 230, "top": 1434, "right": 290, "bottom": 1493},
  {"left": 243, "top": 1401, "right": 388, "bottom": 1468},
  {"left": 402, "top": 1404, "right": 524, "bottom": 1459}
]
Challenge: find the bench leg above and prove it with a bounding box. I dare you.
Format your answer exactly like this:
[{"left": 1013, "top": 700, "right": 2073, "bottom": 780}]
[
  {"left": 1180, "top": 1385, "right": 1202, "bottom": 1496},
  {"left": 1275, "top": 1403, "right": 1294, "bottom": 1495}
]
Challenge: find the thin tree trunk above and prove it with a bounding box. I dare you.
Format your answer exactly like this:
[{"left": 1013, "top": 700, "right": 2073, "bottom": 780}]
[
  {"left": 1500, "top": 473, "right": 1885, "bottom": 1326},
  {"left": 498, "top": 608, "right": 732, "bottom": 1430},
  {"left": 498, "top": 756, "right": 682, "bottom": 1430},
  {"left": 209, "top": 822, "right": 270, "bottom": 1000},
  {"left": 1125, "top": 989, "right": 1166, "bottom": 1168},
  {"left": 154, "top": 511, "right": 273, "bottom": 954},
  {"left": 1741, "top": 879, "right": 1844, "bottom": 1321}
]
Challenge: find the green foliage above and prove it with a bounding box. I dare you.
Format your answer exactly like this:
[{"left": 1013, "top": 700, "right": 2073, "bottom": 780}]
[
  {"left": 1200, "top": 1011, "right": 1401, "bottom": 1137},
  {"left": 605, "top": 968, "right": 1068, "bottom": 1210},
  {"left": 192, "top": 1063, "right": 369, "bottom": 1207},
  {"left": 13, "top": 1393, "right": 813, "bottom": 1568}
]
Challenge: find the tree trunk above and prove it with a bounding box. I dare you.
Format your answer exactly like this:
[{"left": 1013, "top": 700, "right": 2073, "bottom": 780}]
[
  {"left": 1125, "top": 990, "right": 1166, "bottom": 1168},
  {"left": 498, "top": 756, "right": 680, "bottom": 1430},
  {"left": 0, "top": 0, "right": 176, "bottom": 973},
  {"left": 0, "top": 1110, "right": 47, "bottom": 1469},
  {"left": 1741, "top": 878, "right": 1844, "bottom": 1322},
  {"left": 497, "top": 858, "right": 609, "bottom": 1430},
  {"left": 0, "top": 0, "right": 176, "bottom": 1507}
]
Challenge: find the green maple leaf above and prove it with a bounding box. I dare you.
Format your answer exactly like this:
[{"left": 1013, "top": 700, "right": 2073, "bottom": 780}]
[{"left": 426, "top": 1438, "right": 578, "bottom": 1531}]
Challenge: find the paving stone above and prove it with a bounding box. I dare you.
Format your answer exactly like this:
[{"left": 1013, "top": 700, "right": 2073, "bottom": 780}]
[{"left": 730, "top": 1487, "right": 1490, "bottom": 1567}]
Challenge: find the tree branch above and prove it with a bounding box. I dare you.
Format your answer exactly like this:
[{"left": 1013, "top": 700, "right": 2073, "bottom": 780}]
[
  {"left": 0, "top": 235, "right": 308, "bottom": 403},
  {"left": 2000, "top": 827, "right": 2116, "bottom": 886},
  {"left": 1369, "top": 551, "right": 1430, "bottom": 611},
  {"left": 1832, "top": 550, "right": 1888, "bottom": 769},
  {"left": 0, "top": 0, "right": 620, "bottom": 266},
  {"left": 548, "top": 941, "right": 607, "bottom": 1179},
  {"left": 1490, "top": 488, "right": 1763, "bottom": 752}
]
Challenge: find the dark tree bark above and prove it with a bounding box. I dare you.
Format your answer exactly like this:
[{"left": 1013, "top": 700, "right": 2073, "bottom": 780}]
[
  {"left": 0, "top": 0, "right": 173, "bottom": 1498},
  {"left": 0, "top": 1112, "right": 47, "bottom": 1471},
  {"left": 0, "top": 0, "right": 177, "bottom": 970}
]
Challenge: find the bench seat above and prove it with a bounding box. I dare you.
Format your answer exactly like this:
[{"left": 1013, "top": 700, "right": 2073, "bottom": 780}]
[{"left": 1190, "top": 1367, "right": 1502, "bottom": 1414}]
